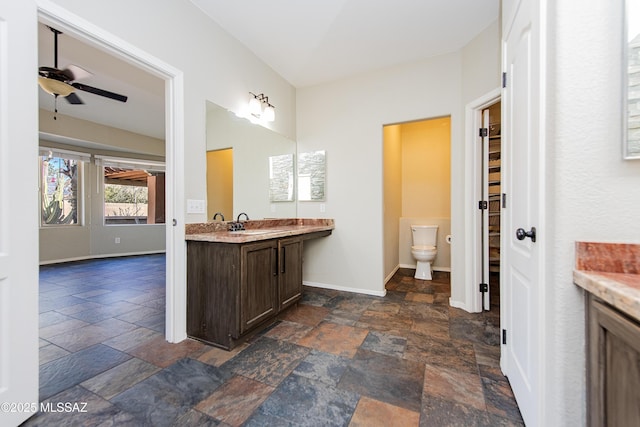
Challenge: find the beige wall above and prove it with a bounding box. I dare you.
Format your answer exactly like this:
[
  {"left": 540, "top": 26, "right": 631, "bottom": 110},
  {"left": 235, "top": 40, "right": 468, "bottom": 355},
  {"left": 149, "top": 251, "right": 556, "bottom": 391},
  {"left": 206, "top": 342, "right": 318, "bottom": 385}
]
[
  {"left": 206, "top": 149, "right": 233, "bottom": 221},
  {"left": 401, "top": 118, "right": 451, "bottom": 217},
  {"left": 383, "top": 124, "right": 402, "bottom": 281},
  {"left": 39, "top": 110, "right": 166, "bottom": 263}
]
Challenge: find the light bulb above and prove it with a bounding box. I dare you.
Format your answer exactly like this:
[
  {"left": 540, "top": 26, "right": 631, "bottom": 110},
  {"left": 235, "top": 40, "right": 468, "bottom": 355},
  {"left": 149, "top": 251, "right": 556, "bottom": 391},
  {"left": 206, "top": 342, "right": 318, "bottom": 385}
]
[
  {"left": 249, "top": 96, "right": 262, "bottom": 116},
  {"left": 263, "top": 105, "right": 275, "bottom": 122}
]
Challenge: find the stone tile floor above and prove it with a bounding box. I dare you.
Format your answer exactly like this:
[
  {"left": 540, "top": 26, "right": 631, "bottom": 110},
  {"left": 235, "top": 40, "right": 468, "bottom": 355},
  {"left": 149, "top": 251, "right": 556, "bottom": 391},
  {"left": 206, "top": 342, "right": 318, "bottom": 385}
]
[{"left": 24, "top": 254, "right": 523, "bottom": 426}]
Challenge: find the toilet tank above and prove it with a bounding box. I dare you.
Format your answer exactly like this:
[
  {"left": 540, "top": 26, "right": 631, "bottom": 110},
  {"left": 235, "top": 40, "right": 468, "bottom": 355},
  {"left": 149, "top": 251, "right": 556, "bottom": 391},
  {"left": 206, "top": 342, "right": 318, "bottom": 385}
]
[{"left": 411, "top": 225, "right": 438, "bottom": 246}]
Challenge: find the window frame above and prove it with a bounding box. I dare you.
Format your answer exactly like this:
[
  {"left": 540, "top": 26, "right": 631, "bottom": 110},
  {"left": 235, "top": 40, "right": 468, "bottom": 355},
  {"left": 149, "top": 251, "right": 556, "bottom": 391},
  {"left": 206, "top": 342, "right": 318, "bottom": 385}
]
[
  {"left": 39, "top": 147, "right": 89, "bottom": 228},
  {"left": 96, "top": 155, "right": 166, "bottom": 226}
]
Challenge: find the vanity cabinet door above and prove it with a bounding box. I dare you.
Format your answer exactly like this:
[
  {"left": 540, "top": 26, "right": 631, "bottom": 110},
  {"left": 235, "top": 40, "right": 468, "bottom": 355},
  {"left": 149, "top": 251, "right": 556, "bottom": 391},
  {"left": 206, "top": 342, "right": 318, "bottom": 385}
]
[
  {"left": 240, "top": 240, "right": 278, "bottom": 334},
  {"left": 187, "top": 241, "right": 240, "bottom": 348},
  {"left": 587, "top": 295, "right": 640, "bottom": 427},
  {"left": 278, "top": 237, "right": 303, "bottom": 311}
]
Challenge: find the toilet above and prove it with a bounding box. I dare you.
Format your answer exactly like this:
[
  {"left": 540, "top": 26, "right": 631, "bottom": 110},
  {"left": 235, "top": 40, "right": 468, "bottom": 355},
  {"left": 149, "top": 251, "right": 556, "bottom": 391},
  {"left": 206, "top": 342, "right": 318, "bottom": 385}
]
[{"left": 411, "top": 225, "right": 438, "bottom": 280}]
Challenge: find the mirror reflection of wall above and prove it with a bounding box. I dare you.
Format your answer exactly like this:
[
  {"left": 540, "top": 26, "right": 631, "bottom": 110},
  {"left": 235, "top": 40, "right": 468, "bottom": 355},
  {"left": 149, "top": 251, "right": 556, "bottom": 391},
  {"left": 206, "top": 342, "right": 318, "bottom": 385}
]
[
  {"left": 206, "top": 149, "right": 233, "bottom": 220},
  {"left": 298, "top": 150, "right": 326, "bottom": 201},
  {"left": 206, "top": 101, "right": 296, "bottom": 219},
  {"left": 626, "top": 0, "right": 640, "bottom": 158}
]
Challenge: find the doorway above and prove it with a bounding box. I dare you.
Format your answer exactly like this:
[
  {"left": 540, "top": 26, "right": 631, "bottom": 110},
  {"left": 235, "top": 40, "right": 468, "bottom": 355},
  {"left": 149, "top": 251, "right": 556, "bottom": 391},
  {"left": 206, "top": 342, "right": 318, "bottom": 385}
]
[
  {"left": 479, "top": 101, "right": 501, "bottom": 312},
  {"left": 38, "top": 5, "right": 185, "bottom": 342},
  {"left": 467, "top": 89, "right": 501, "bottom": 314},
  {"left": 382, "top": 116, "right": 452, "bottom": 283}
]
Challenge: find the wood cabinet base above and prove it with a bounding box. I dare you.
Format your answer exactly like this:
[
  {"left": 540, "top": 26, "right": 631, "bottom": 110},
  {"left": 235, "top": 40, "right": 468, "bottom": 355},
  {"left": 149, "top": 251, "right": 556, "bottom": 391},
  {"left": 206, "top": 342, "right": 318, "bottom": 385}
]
[
  {"left": 187, "top": 236, "right": 304, "bottom": 350},
  {"left": 587, "top": 294, "right": 640, "bottom": 426}
]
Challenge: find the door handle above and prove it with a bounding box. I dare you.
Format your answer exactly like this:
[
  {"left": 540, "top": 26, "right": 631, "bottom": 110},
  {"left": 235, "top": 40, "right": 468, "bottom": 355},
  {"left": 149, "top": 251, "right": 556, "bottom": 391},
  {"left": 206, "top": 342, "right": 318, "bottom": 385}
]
[{"left": 516, "top": 227, "right": 536, "bottom": 242}]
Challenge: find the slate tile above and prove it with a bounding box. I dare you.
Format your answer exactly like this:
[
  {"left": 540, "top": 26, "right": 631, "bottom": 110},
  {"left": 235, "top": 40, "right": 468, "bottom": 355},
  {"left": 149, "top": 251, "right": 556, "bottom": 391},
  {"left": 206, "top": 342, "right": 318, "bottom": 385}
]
[
  {"left": 127, "top": 336, "right": 208, "bottom": 368},
  {"left": 196, "top": 375, "right": 274, "bottom": 426},
  {"left": 297, "top": 322, "right": 369, "bottom": 358},
  {"left": 338, "top": 349, "right": 424, "bottom": 412},
  {"left": 111, "top": 358, "right": 227, "bottom": 426},
  {"left": 292, "top": 349, "right": 350, "bottom": 387},
  {"left": 22, "top": 385, "right": 141, "bottom": 427},
  {"left": 361, "top": 331, "right": 407, "bottom": 358},
  {"left": 350, "top": 396, "right": 420, "bottom": 427},
  {"left": 222, "top": 337, "right": 309, "bottom": 387},
  {"left": 254, "top": 374, "right": 359, "bottom": 426},
  {"left": 39, "top": 344, "right": 131, "bottom": 400},
  {"left": 423, "top": 364, "right": 485, "bottom": 411},
  {"left": 102, "top": 327, "right": 161, "bottom": 352},
  {"left": 81, "top": 357, "right": 160, "bottom": 400}
]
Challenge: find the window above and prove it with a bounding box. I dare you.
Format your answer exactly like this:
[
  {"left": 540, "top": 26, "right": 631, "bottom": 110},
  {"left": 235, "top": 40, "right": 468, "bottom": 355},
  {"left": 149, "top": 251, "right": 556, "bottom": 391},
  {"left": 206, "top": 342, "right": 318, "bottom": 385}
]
[
  {"left": 97, "top": 156, "right": 165, "bottom": 225},
  {"left": 39, "top": 148, "right": 88, "bottom": 226}
]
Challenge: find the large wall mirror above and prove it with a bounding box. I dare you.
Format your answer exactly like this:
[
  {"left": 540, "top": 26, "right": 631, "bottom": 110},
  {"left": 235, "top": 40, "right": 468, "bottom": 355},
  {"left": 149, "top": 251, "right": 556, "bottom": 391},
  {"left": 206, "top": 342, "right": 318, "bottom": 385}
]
[
  {"left": 206, "top": 101, "right": 296, "bottom": 220},
  {"left": 625, "top": 0, "right": 640, "bottom": 159}
]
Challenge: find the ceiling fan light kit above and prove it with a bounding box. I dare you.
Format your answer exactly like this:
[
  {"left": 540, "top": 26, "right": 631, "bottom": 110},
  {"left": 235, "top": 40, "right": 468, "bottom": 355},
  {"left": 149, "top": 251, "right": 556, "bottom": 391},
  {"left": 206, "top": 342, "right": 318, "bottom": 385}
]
[
  {"left": 38, "top": 26, "right": 128, "bottom": 106},
  {"left": 37, "top": 76, "right": 75, "bottom": 97}
]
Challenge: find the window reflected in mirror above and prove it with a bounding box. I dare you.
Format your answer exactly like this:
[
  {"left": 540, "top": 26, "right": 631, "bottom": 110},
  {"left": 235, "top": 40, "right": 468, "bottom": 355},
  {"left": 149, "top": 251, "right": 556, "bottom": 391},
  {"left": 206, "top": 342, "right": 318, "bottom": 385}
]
[
  {"left": 298, "top": 150, "right": 326, "bottom": 201},
  {"left": 269, "top": 154, "right": 294, "bottom": 202},
  {"left": 626, "top": 0, "right": 640, "bottom": 158}
]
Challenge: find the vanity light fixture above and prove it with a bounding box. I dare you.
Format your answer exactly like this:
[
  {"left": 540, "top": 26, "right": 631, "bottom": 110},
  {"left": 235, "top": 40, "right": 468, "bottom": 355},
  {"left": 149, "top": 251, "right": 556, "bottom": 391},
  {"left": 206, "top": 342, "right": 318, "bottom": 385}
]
[{"left": 248, "top": 92, "right": 275, "bottom": 122}]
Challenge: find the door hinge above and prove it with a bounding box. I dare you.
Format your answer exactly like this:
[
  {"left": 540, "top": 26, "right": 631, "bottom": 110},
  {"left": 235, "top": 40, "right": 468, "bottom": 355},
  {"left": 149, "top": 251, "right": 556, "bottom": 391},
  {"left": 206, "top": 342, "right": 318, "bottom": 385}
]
[
  {"left": 502, "top": 72, "right": 507, "bottom": 88},
  {"left": 479, "top": 283, "right": 488, "bottom": 293},
  {"left": 478, "top": 200, "right": 488, "bottom": 210},
  {"left": 479, "top": 127, "right": 488, "bottom": 138},
  {"left": 502, "top": 193, "right": 507, "bottom": 209},
  {"left": 502, "top": 329, "right": 507, "bottom": 345}
]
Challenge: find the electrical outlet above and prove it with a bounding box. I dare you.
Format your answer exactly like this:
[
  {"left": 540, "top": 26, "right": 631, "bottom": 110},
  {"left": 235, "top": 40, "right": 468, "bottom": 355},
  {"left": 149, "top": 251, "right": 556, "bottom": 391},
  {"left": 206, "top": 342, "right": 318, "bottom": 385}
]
[
  {"left": 320, "top": 203, "right": 326, "bottom": 213},
  {"left": 115, "top": 237, "right": 120, "bottom": 244}
]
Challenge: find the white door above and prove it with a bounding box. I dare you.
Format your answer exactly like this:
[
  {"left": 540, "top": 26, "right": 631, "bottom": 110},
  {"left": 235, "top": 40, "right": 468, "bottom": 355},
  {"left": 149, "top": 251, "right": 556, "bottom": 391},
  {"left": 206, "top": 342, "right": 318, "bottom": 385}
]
[
  {"left": 0, "top": 1, "right": 40, "bottom": 426},
  {"left": 502, "top": 0, "right": 543, "bottom": 425}
]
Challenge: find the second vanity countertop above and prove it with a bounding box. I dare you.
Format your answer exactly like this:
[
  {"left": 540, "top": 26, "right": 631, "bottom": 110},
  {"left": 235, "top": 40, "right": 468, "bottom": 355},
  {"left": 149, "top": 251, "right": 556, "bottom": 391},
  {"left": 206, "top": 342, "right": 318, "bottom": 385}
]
[
  {"left": 573, "top": 241, "right": 640, "bottom": 322},
  {"left": 185, "top": 218, "right": 334, "bottom": 244}
]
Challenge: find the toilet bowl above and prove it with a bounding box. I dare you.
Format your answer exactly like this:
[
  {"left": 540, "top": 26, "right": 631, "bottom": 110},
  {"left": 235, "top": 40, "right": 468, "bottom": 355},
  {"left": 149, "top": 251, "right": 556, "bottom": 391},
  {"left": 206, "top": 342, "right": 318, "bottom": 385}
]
[{"left": 411, "top": 225, "right": 438, "bottom": 280}]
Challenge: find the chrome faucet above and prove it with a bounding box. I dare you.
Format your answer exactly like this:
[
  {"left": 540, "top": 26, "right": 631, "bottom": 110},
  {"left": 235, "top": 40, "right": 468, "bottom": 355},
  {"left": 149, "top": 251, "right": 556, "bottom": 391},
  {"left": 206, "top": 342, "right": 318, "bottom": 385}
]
[
  {"left": 212, "top": 212, "right": 225, "bottom": 221},
  {"left": 237, "top": 212, "right": 249, "bottom": 222}
]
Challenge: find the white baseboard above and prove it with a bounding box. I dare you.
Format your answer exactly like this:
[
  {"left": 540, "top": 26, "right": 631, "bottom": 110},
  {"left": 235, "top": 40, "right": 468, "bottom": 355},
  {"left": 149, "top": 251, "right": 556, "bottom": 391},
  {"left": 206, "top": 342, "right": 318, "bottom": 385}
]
[
  {"left": 303, "top": 280, "right": 387, "bottom": 297},
  {"left": 449, "top": 298, "right": 469, "bottom": 311},
  {"left": 39, "top": 250, "right": 166, "bottom": 266}
]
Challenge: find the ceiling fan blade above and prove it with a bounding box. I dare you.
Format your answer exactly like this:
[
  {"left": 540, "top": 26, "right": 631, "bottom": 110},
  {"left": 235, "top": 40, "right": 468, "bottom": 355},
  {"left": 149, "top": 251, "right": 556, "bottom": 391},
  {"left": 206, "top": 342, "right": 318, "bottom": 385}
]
[
  {"left": 62, "top": 64, "right": 92, "bottom": 81},
  {"left": 65, "top": 92, "right": 84, "bottom": 105},
  {"left": 72, "top": 82, "right": 128, "bottom": 103}
]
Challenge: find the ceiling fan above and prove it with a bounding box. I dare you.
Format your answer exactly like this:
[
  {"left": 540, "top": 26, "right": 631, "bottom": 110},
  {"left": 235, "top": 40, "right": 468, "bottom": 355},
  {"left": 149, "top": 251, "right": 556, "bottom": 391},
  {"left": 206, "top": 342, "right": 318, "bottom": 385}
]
[{"left": 38, "top": 26, "right": 128, "bottom": 105}]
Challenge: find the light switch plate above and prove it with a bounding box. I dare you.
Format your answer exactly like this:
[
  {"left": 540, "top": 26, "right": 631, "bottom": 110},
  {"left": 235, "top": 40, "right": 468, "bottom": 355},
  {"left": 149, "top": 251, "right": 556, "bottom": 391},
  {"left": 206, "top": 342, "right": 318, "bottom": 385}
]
[{"left": 187, "top": 199, "right": 206, "bottom": 214}]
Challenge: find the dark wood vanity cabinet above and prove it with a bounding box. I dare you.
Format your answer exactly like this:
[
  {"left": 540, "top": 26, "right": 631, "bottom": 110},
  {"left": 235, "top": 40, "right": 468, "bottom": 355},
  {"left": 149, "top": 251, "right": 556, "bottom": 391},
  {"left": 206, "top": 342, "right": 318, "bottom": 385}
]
[
  {"left": 277, "top": 237, "right": 303, "bottom": 312},
  {"left": 587, "top": 294, "right": 640, "bottom": 426},
  {"left": 187, "top": 236, "right": 304, "bottom": 349}
]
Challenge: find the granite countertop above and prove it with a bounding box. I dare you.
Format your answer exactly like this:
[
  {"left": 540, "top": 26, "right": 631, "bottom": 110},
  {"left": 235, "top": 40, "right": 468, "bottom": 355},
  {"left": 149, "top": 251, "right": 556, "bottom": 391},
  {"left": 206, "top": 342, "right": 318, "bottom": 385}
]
[
  {"left": 185, "top": 218, "right": 334, "bottom": 243},
  {"left": 573, "top": 242, "right": 640, "bottom": 321}
]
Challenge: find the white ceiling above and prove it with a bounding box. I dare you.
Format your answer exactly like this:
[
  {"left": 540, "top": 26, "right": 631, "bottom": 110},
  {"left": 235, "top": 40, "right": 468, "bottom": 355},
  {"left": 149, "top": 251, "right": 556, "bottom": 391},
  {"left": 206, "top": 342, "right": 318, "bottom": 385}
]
[
  {"left": 38, "top": 1, "right": 499, "bottom": 142},
  {"left": 37, "top": 23, "right": 166, "bottom": 141},
  {"left": 190, "top": 0, "right": 500, "bottom": 88}
]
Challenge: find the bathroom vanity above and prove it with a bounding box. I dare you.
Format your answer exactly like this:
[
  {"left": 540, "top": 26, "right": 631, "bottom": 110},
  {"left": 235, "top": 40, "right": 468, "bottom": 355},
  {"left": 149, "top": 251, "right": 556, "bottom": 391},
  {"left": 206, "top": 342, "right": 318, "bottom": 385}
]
[
  {"left": 185, "top": 218, "right": 333, "bottom": 350},
  {"left": 573, "top": 242, "right": 640, "bottom": 426}
]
